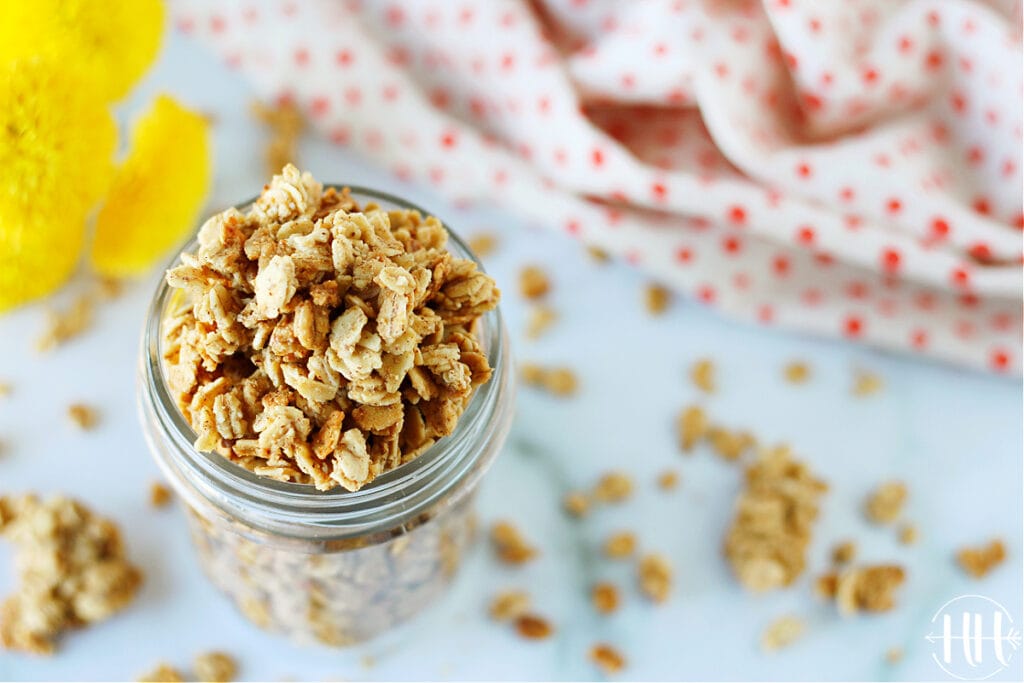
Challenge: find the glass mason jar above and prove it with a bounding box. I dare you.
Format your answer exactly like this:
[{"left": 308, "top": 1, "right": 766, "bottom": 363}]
[{"left": 137, "top": 187, "right": 513, "bottom": 646}]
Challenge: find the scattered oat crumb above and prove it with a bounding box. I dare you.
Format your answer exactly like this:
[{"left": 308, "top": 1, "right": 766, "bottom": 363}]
[
  {"left": 725, "top": 448, "right": 828, "bottom": 592},
  {"left": 521, "top": 363, "right": 578, "bottom": 397},
  {"left": 138, "top": 663, "right": 186, "bottom": 683},
  {"left": 489, "top": 590, "right": 530, "bottom": 621},
  {"left": 251, "top": 99, "right": 305, "bottom": 176},
  {"left": 525, "top": 305, "right": 558, "bottom": 340},
  {"left": 35, "top": 294, "right": 94, "bottom": 352},
  {"left": 0, "top": 494, "right": 143, "bottom": 654},
  {"left": 644, "top": 283, "right": 671, "bottom": 315},
  {"left": 603, "top": 531, "right": 637, "bottom": 559},
  {"left": 886, "top": 647, "right": 904, "bottom": 664},
  {"left": 590, "top": 643, "right": 626, "bottom": 675},
  {"left": 0, "top": 382, "right": 11, "bottom": 398},
  {"left": 360, "top": 655, "right": 376, "bottom": 670},
  {"left": 708, "top": 427, "right": 756, "bottom": 462},
  {"left": 67, "top": 403, "right": 99, "bottom": 431},
  {"left": 591, "top": 582, "right": 620, "bottom": 615},
  {"left": 761, "top": 615, "right": 805, "bottom": 652},
  {"left": 466, "top": 232, "right": 498, "bottom": 258},
  {"left": 490, "top": 521, "right": 538, "bottom": 565},
  {"left": 515, "top": 613, "right": 553, "bottom": 640},
  {"left": 519, "top": 266, "right": 550, "bottom": 299},
  {"left": 149, "top": 483, "right": 173, "bottom": 509},
  {"left": 957, "top": 539, "right": 1006, "bottom": 579},
  {"left": 676, "top": 405, "right": 708, "bottom": 452},
  {"left": 563, "top": 491, "right": 590, "bottom": 518},
  {"left": 820, "top": 565, "right": 906, "bottom": 615},
  {"left": 783, "top": 361, "right": 811, "bottom": 384},
  {"left": 593, "top": 471, "right": 633, "bottom": 504},
  {"left": 832, "top": 540, "right": 857, "bottom": 565},
  {"left": 852, "top": 369, "right": 884, "bottom": 397},
  {"left": 637, "top": 553, "right": 673, "bottom": 603},
  {"left": 898, "top": 523, "right": 918, "bottom": 546},
  {"left": 690, "top": 358, "right": 715, "bottom": 393},
  {"left": 193, "top": 651, "right": 237, "bottom": 683},
  {"left": 865, "top": 481, "right": 907, "bottom": 525},
  {"left": 94, "top": 276, "right": 125, "bottom": 300},
  {"left": 586, "top": 246, "right": 610, "bottom": 263},
  {"left": 657, "top": 469, "right": 679, "bottom": 491}
]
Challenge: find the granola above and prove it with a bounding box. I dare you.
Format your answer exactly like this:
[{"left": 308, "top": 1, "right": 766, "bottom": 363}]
[
  {"left": 489, "top": 590, "right": 530, "bottom": 621},
  {"left": 783, "top": 361, "right": 811, "bottom": 384},
  {"left": 525, "top": 305, "right": 558, "bottom": 340},
  {"left": 637, "top": 553, "right": 672, "bottom": 603},
  {"left": 761, "top": 615, "right": 805, "bottom": 652},
  {"left": 520, "top": 363, "right": 578, "bottom": 396},
  {"left": 898, "top": 523, "right": 918, "bottom": 546},
  {"left": 957, "top": 539, "right": 1006, "bottom": 578},
  {"left": 0, "top": 494, "right": 142, "bottom": 654},
  {"left": 0, "top": 382, "right": 11, "bottom": 398},
  {"left": 562, "top": 491, "right": 590, "bottom": 518},
  {"left": 466, "top": 232, "right": 497, "bottom": 258},
  {"left": 592, "top": 582, "right": 620, "bottom": 614},
  {"left": 644, "top": 283, "right": 671, "bottom": 315},
  {"left": 138, "top": 664, "right": 186, "bottom": 683},
  {"left": 67, "top": 403, "right": 99, "bottom": 430},
  {"left": 865, "top": 481, "right": 906, "bottom": 525},
  {"left": 35, "top": 293, "right": 94, "bottom": 352},
  {"left": 490, "top": 521, "right": 538, "bottom": 565},
  {"left": 724, "top": 448, "right": 827, "bottom": 592},
  {"left": 161, "top": 165, "right": 499, "bottom": 492},
  {"left": 690, "top": 358, "right": 715, "bottom": 393},
  {"left": 593, "top": 471, "right": 633, "bottom": 503},
  {"left": 193, "top": 651, "right": 238, "bottom": 682},
  {"left": 518, "top": 266, "right": 550, "bottom": 299},
  {"left": 515, "top": 613, "right": 554, "bottom": 639},
  {"left": 657, "top": 469, "right": 679, "bottom": 491},
  {"left": 150, "top": 483, "right": 173, "bottom": 508},
  {"left": 852, "top": 369, "right": 884, "bottom": 397},
  {"left": 590, "top": 644, "right": 626, "bottom": 674},
  {"left": 820, "top": 565, "right": 906, "bottom": 615},
  {"left": 832, "top": 540, "right": 857, "bottom": 565},
  {"left": 676, "top": 405, "right": 708, "bottom": 452},
  {"left": 603, "top": 531, "right": 637, "bottom": 559}
]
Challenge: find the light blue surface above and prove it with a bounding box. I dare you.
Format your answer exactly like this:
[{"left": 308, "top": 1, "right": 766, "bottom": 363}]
[{"left": 0, "top": 31, "right": 1020, "bottom": 682}]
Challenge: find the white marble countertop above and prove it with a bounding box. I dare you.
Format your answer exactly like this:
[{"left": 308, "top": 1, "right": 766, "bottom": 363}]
[{"left": 1, "top": 32, "right": 1021, "bottom": 682}]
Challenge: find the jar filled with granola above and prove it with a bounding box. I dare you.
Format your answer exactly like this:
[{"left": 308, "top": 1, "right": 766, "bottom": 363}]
[{"left": 138, "top": 167, "right": 512, "bottom": 645}]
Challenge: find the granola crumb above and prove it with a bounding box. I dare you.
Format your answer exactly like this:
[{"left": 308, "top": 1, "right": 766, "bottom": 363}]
[
  {"left": 360, "top": 655, "right": 376, "bottom": 670},
  {"left": 138, "top": 663, "right": 186, "bottom": 683},
  {"left": 603, "top": 531, "right": 637, "bottom": 559},
  {"left": 708, "top": 427, "right": 756, "bottom": 462},
  {"left": 94, "top": 275, "right": 125, "bottom": 300},
  {"left": 690, "top": 358, "right": 715, "bottom": 393},
  {"left": 519, "top": 266, "right": 550, "bottom": 299},
  {"left": 656, "top": 469, "right": 679, "bottom": 491},
  {"left": 865, "top": 481, "right": 907, "bottom": 525},
  {"left": 193, "top": 651, "right": 237, "bottom": 683},
  {"left": 36, "top": 294, "right": 94, "bottom": 352},
  {"left": 676, "top": 405, "right": 708, "bottom": 452},
  {"left": 832, "top": 540, "right": 857, "bottom": 565},
  {"left": 489, "top": 590, "right": 530, "bottom": 621},
  {"left": 67, "top": 403, "right": 99, "bottom": 431},
  {"left": 563, "top": 491, "right": 590, "bottom": 518},
  {"left": 251, "top": 100, "right": 305, "bottom": 176},
  {"left": 0, "top": 494, "right": 143, "bottom": 654},
  {"left": 490, "top": 521, "right": 538, "bottom": 565},
  {"left": 957, "top": 539, "right": 1006, "bottom": 579},
  {"left": 886, "top": 647, "right": 904, "bottom": 664},
  {"left": 149, "top": 483, "right": 173, "bottom": 509},
  {"left": 591, "top": 582, "right": 620, "bottom": 615},
  {"left": 783, "top": 361, "right": 811, "bottom": 384},
  {"left": 0, "top": 382, "right": 11, "bottom": 398},
  {"left": 590, "top": 643, "right": 626, "bottom": 675},
  {"left": 515, "top": 613, "right": 554, "bottom": 640},
  {"left": 593, "top": 471, "right": 633, "bottom": 504},
  {"left": 852, "top": 369, "right": 884, "bottom": 397},
  {"left": 898, "top": 523, "right": 918, "bottom": 546},
  {"left": 638, "top": 553, "right": 672, "bottom": 603},
  {"left": 466, "top": 231, "right": 498, "bottom": 258},
  {"left": 525, "top": 305, "right": 558, "bottom": 340},
  {"left": 586, "top": 246, "right": 610, "bottom": 263},
  {"left": 644, "top": 283, "right": 671, "bottom": 315},
  {"left": 724, "top": 448, "right": 827, "bottom": 592},
  {"left": 521, "top": 364, "right": 578, "bottom": 396},
  {"left": 761, "top": 615, "right": 805, "bottom": 652},
  {"left": 828, "top": 565, "right": 906, "bottom": 616}
]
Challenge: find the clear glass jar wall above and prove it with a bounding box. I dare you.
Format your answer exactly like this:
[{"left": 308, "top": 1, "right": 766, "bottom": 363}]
[{"left": 138, "top": 188, "right": 513, "bottom": 646}]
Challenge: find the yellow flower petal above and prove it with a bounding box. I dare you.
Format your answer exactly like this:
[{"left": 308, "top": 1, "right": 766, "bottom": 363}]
[
  {"left": 91, "top": 95, "right": 212, "bottom": 277},
  {"left": 0, "top": 0, "right": 165, "bottom": 102},
  {"left": 0, "top": 59, "right": 116, "bottom": 313}
]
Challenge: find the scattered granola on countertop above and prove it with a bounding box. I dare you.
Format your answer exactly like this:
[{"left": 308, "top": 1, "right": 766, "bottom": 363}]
[
  {"left": 865, "top": 481, "right": 907, "bottom": 525},
  {"left": 676, "top": 405, "right": 708, "bottom": 452},
  {"left": 193, "top": 651, "right": 238, "bottom": 683},
  {"left": 657, "top": 469, "right": 679, "bottom": 491},
  {"left": 519, "top": 265, "right": 550, "bottom": 299},
  {"left": 591, "top": 582, "right": 620, "bottom": 614},
  {"left": 0, "top": 382, "right": 11, "bottom": 398},
  {"left": 761, "top": 615, "right": 805, "bottom": 652},
  {"left": 644, "top": 283, "right": 671, "bottom": 315},
  {"left": 852, "top": 369, "right": 884, "bottom": 397},
  {"left": 563, "top": 491, "right": 590, "bottom": 518},
  {"left": 162, "top": 165, "right": 499, "bottom": 492},
  {"left": 67, "top": 403, "right": 100, "bottom": 431},
  {"left": 593, "top": 471, "right": 633, "bottom": 504},
  {"left": 489, "top": 590, "right": 530, "bottom": 621},
  {"left": 149, "top": 482, "right": 173, "bottom": 508},
  {"left": 957, "top": 539, "right": 1006, "bottom": 579},
  {"left": 138, "top": 663, "right": 186, "bottom": 683},
  {"left": 0, "top": 494, "right": 142, "bottom": 654},
  {"left": 897, "top": 523, "right": 918, "bottom": 546},
  {"left": 724, "top": 447, "right": 827, "bottom": 592},
  {"left": 520, "top": 363, "right": 578, "bottom": 396},
  {"left": 466, "top": 232, "right": 497, "bottom": 258},
  {"left": 590, "top": 643, "right": 626, "bottom": 674},
  {"left": 638, "top": 553, "right": 673, "bottom": 603},
  {"left": 603, "top": 531, "right": 637, "bottom": 559},
  {"left": 818, "top": 565, "right": 906, "bottom": 615},
  {"left": 490, "top": 521, "right": 538, "bottom": 565},
  {"left": 525, "top": 305, "right": 558, "bottom": 340},
  {"left": 36, "top": 293, "right": 93, "bottom": 352},
  {"left": 783, "top": 361, "right": 811, "bottom": 384},
  {"left": 690, "top": 358, "right": 715, "bottom": 393},
  {"left": 515, "top": 613, "right": 554, "bottom": 640},
  {"left": 832, "top": 540, "right": 857, "bottom": 565}
]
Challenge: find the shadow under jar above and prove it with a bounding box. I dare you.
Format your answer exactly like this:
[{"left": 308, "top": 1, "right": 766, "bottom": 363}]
[{"left": 138, "top": 187, "right": 513, "bottom": 646}]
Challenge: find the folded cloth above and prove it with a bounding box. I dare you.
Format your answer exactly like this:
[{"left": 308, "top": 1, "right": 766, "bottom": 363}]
[{"left": 172, "top": 0, "right": 1023, "bottom": 374}]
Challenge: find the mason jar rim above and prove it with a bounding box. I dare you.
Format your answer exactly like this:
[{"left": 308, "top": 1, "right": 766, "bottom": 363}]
[{"left": 138, "top": 185, "right": 512, "bottom": 542}]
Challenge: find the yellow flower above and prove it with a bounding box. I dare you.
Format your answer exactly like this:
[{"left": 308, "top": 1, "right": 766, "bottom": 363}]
[
  {"left": 0, "top": 0, "right": 165, "bottom": 102},
  {"left": 0, "top": 59, "right": 116, "bottom": 313},
  {"left": 91, "top": 95, "right": 212, "bottom": 277}
]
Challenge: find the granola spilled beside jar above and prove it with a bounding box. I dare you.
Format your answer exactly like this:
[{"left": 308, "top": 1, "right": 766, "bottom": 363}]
[{"left": 138, "top": 183, "right": 513, "bottom": 646}]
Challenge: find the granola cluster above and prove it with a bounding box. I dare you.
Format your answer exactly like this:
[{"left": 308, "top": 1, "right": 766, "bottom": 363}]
[
  {"left": 724, "top": 448, "right": 828, "bottom": 592},
  {"left": 162, "top": 165, "right": 500, "bottom": 491},
  {"left": 0, "top": 494, "right": 142, "bottom": 654}
]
